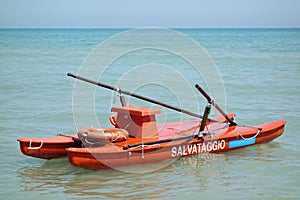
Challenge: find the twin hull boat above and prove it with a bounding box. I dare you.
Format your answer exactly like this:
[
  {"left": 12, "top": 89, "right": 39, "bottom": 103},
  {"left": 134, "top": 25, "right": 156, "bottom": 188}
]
[
  {"left": 18, "top": 105, "right": 285, "bottom": 170},
  {"left": 17, "top": 73, "right": 286, "bottom": 170}
]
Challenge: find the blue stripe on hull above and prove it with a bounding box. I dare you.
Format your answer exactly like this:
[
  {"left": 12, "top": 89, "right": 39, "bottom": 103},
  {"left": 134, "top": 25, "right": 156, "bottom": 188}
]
[{"left": 229, "top": 138, "right": 256, "bottom": 149}]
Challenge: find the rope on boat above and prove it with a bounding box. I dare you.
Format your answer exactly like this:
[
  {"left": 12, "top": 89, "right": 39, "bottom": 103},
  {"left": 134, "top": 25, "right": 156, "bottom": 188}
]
[
  {"left": 126, "top": 143, "right": 161, "bottom": 152},
  {"left": 239, "top": 129, "right": 261, "bottom": 140},
  {"left": 79, "top": 134, "right": 107, "bottom": 147},
  {"left": 28, "top": 139, "right": 43, "bottom": 150},
  {"left": 111, "top": 134, "right": 121, "bottom": 143}
]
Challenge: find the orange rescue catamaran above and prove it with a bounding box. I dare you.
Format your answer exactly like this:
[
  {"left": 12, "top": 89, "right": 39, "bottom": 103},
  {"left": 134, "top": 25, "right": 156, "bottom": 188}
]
[{"left": 18, "top": 73, "right": 286, "bottom": 170}]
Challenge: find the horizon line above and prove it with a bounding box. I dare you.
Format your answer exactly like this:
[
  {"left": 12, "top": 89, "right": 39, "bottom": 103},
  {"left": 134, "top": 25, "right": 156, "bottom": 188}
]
[{"left": 1, "top": 27, "right": 300, "bottom": 29}]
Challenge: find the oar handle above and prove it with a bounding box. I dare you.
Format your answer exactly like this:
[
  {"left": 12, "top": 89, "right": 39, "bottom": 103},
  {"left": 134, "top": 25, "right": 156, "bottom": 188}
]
[
  {"left": 195, "top": 84, "right": 213, "bottom": 103},
  {"left": 195, "top": 84, "right": 237, "bottom": 126}
]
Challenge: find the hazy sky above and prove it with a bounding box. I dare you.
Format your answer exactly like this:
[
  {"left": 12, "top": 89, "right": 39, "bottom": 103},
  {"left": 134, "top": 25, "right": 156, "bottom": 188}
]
[{"left": 1, "top": 0, "right": 299, "bottom": 28}]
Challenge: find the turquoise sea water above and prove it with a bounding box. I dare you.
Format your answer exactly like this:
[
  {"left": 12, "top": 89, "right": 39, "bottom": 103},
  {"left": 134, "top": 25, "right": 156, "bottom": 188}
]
[{"left": 0, "top": 29, "right": 299, "bottom": 199}]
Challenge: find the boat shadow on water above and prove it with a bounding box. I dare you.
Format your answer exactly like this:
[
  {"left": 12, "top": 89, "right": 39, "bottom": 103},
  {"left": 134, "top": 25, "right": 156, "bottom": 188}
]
[{"left": 17, "top": 142, "right": 283, "bottom": 199}]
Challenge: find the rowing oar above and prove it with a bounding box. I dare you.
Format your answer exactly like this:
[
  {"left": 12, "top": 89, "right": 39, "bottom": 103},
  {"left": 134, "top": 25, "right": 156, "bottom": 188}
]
[
  {"left": 67, "top": 73, "right": 220, "bottom": 123},
  {"left": 195, "top": 84, "right": 237, "bottom": 126},
  {"left": 123, "top": 134, "right": 198, "bottom": 150}
]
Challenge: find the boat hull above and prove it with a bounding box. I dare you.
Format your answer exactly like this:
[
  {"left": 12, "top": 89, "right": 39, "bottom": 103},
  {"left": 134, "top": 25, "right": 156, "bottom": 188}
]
[
  {"left": 17, "top": 114, "right": 235, "bottom": 160},
  {"left": 66, "top": 120, "right": 286, "bottom": 170},
  {"left": 17, "top": 134, "right": 81, "bottom": 159}
]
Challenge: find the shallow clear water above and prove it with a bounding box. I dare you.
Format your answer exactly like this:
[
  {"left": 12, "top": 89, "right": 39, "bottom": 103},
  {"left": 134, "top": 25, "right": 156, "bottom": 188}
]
[{"left": 0, "top": 29, "right": 299, "bottom": 199}]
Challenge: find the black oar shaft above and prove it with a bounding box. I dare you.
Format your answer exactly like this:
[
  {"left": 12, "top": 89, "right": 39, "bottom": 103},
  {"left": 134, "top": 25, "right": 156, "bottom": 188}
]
[
  {"left": 67, "top": 73, "right": 218, "bottom": 122},
  {"left": 123, "top": 134, "right": 198, "bottom": 150},
  {"left": 68, "top": 73, "right": 115, "bottom": 91},
  {"left": 195, "top": 84, "right": 237, "bottom": 126}
]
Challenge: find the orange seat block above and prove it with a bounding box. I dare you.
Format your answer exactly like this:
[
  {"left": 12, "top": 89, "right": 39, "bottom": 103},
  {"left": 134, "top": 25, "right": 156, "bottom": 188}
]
[{"left": 111, "top": 105, "right": 161, "bottom": 138}]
